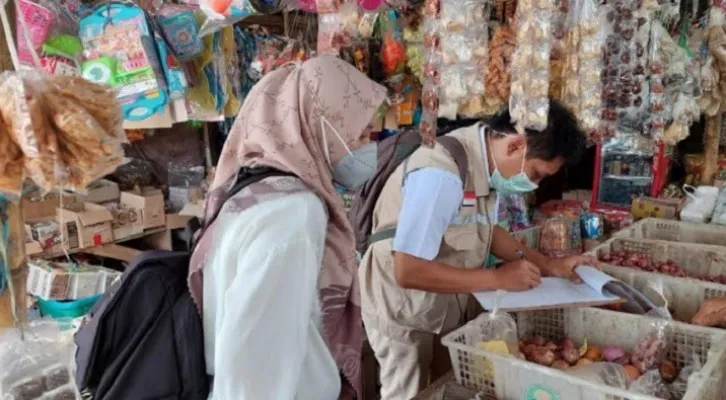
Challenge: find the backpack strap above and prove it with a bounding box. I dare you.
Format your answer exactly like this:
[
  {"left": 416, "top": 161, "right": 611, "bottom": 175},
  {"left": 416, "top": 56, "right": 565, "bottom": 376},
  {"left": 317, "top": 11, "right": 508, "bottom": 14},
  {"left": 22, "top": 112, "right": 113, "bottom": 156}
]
[
  {"left": 368, "top": 135, "right": 470, "bottom": 246},
  {"left": 186, "top": 167, "right": 295, "bottom": 250}
]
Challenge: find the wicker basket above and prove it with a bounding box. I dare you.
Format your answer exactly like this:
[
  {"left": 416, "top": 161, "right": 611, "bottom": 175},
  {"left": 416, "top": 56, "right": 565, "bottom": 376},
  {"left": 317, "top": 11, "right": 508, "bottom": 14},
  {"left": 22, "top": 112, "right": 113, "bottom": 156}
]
[
  {"left": 587, "top": 237, "right": 726, "bottom": 285},
  {"left": 442, "top": 307, "right": 726, "bottom": 400},
  {"left": 614, "top": 218, "right": 726, "bottom": 248}
]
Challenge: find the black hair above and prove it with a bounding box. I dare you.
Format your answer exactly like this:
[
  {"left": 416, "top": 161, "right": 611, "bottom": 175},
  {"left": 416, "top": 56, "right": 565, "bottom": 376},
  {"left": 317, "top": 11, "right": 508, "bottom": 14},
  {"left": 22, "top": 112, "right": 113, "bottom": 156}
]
[{"left": 484, "top": 100, "right": 586, "bottom": 166}]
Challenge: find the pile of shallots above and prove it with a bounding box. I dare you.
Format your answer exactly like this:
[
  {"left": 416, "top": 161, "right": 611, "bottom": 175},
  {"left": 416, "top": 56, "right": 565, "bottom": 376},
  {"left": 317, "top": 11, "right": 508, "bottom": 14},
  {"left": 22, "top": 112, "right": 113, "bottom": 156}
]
[{"left": 600, "top": 250, "right": 726, "bottom": 284}]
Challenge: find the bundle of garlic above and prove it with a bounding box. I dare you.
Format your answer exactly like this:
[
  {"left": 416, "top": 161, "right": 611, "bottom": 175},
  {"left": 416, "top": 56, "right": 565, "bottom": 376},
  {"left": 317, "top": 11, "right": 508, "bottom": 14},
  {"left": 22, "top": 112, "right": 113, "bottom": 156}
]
[{"left": 0, "top": 72, "right": 125, "bottom": 197}]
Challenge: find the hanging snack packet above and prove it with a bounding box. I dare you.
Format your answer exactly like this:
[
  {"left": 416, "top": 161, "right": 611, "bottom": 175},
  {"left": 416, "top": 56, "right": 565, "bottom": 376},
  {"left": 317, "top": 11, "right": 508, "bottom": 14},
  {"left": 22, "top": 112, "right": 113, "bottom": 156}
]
[{"left": 509, "top": 0, "right": 554, "bottom": 132}]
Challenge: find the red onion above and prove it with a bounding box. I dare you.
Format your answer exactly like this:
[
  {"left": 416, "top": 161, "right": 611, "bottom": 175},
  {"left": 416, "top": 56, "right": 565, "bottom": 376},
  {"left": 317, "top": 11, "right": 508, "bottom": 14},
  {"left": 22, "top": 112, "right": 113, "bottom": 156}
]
[{"left": 601, "top": 345, "right": 626, "bottom": 362}]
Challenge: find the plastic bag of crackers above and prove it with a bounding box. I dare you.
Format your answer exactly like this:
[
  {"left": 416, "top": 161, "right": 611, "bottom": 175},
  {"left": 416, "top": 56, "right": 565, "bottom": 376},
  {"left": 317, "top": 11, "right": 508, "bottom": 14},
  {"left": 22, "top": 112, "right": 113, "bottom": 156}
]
[
  {"left": 509, "top": 0, "right": 554, "bottom": 132},
  {"left": 0, "top": 72, "right": 125, "bottom": 197}
]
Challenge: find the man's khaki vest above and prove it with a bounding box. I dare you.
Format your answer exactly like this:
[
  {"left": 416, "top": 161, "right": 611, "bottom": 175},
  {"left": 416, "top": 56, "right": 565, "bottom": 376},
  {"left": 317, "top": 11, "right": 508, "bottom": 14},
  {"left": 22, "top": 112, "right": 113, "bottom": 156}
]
[{"left": 359, "top": 123, "right": 496, "bottom": 338}]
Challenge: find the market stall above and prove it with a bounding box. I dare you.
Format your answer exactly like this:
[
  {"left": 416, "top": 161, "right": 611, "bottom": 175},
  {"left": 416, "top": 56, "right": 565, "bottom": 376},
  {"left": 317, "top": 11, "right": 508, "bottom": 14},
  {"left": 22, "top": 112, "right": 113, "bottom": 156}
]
[{"left": 1, "top": 0, "right": 726, "bottom": 398}]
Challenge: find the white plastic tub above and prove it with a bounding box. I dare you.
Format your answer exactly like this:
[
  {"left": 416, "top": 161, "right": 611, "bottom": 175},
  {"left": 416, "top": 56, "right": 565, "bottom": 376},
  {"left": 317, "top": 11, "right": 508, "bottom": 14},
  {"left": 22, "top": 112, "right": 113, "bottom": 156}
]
[{"left": 442, "top": 307, "right": 726, "bottom": 400}]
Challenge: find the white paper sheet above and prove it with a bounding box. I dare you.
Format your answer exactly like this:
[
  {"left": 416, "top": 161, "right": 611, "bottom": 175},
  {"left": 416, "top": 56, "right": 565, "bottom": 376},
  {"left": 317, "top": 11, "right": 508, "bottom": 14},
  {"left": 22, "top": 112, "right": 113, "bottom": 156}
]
[{"left": 473, "top": 265, "right": 622, "bottom": 311}]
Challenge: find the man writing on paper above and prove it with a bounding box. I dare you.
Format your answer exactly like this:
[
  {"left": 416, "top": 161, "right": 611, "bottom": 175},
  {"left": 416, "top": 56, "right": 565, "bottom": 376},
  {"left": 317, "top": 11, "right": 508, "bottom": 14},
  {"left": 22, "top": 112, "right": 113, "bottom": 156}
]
[{"left": 359, "top": 101, "right": 596, "bottom": 399}]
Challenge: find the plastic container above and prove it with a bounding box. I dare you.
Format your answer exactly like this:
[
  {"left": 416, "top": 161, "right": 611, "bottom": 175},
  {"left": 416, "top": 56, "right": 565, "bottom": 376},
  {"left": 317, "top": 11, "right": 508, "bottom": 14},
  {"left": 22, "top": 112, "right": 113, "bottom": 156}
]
[
  {"left": 587, "top": 237, "right": 726, "bottom": 286},
  {"left": 442, "top": 307, "right": 726, "bottom": 400},
  {"left": 614, "top": 218, "right": 726, "bottom": 248},
  {"left": 511, "top": 226, "right": 541, "bottom": 249},
  {"left": 37, "top": 294, "right": 101, "bottom": 319},
  {"left": 604, "top": 266, "right": 726, "bottom": 326}
]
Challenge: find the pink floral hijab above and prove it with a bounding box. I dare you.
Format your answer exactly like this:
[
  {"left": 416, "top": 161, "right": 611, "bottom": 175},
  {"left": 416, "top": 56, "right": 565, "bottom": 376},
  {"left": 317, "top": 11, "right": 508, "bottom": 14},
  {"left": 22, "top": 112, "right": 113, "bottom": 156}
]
[{"left": 188, "top": 56, "right": 387, "bottom": 398}]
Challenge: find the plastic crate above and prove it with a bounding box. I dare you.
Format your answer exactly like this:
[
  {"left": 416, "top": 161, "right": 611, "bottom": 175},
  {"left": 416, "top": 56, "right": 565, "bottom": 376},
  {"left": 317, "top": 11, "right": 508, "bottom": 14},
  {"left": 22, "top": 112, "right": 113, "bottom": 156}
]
[
  {"left": 603, "top": 267, "right": 726, "bottom": 326},
  {"left": 587, "top": 237, "right": 726, "bottom": 285},
  {"left": 442, "top": 307, "right": 726, "bottom": 400},
  {"left": 614, "top": 218, "right": 726, "bottom": 247}
]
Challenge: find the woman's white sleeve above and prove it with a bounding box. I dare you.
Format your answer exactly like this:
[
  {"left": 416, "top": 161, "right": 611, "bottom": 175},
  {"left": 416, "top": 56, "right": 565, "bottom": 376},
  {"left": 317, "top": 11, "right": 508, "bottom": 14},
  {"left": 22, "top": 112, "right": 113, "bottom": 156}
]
[{"left": 211, "top": 195, "right": 329, "bottom": 400}]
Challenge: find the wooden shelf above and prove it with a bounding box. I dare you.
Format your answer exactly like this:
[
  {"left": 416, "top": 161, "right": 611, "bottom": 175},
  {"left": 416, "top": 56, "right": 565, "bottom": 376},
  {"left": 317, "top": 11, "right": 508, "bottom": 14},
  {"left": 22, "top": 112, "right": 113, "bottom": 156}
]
[{"left": 32, "top": 226, "right": 167, "bottom": 260}]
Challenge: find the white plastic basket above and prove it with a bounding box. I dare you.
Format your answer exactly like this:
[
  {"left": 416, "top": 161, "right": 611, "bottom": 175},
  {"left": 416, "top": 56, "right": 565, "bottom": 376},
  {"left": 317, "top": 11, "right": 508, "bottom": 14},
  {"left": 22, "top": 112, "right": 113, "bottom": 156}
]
[
  {"left": 604, "top": 267, "right": 726, "bottom": 326},
  {"left": 614, "top": 218, "right": 726, "bottom": 247},
  {"left": 442, "top": 307, "right": 726, "bottom": 400},
  {"left": 587, "top": 237, "right": 726, "bottom": 286}
]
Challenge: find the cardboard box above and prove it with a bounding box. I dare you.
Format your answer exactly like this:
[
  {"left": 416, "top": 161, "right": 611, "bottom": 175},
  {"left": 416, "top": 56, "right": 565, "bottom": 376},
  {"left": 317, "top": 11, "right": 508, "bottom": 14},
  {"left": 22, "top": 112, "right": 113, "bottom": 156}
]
[
  {"left": 83, "top": 179, "right": 120, "bottom": 204},
  {"left": 179, "top": 199, "right": 204, "bottom": 219},
  {"left": 631, "top": 197, "right": 682, "bottom": 221},
  {"left": 25, "top": 220, "right": 61, "bottom": 254},
  {"left": 22, "top": 192, "right": 83, "bottom": 221},
  {"left": 58, "top": 203, "right": 114, "bottom": 249},
  {"left": 121, "top": 189, "right": 166, "bottom": 229},
  {"left": 101, "top": 202, "right": 144, "bottom": 240},
  {"left": 24, "top": 223, "right": 43, "bottom": 255}
]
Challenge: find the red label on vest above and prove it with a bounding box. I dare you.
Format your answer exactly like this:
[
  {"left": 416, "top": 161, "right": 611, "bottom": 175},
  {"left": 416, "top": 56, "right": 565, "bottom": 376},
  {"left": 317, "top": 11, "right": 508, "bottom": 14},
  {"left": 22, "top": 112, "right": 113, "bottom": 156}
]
[{"left": 463, "top": 192, "right": 476, "bottom": 207}]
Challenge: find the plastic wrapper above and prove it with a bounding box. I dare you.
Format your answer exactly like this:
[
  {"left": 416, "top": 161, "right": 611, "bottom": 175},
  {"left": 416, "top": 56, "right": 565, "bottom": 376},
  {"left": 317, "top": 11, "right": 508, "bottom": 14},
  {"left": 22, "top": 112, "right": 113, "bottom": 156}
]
[
  {"left": 601, "top": 0, "right": 645, "bottom": 140},
  {"left": 0, "top": 72, "right": 125, "bottom": 195},
  {"left": 642, "top": 279, "right": 673, "bottom": 320},
  {"left": 670, "top": 353, "right": 702, "bottom": 398},
  {"left": 435, "top": 0, "right": 489, "bottom": 118},
  {"left": 484, "top": 23, "right": 516, "bottom": 112},
  {"left": 198, "top": 0, "right": 291, "bottom": 37},
  {"left": 155, "top": 4, "right": 204, "bottom": 62},
  {"left": 509, "top": 0, "right": 553, "bottom": 132},
  {"left": 647, "top": 24, "right": 666, "bottom": 141},
  {"left": 380, "top": 9, "right": 407, "bottom": 105},
  {"left": 628, "top": 370, "right": 670, "bottom": 397},
  {"left": 472, "top": 291, "right": 520, "bottom": 356},
  {"left": 187, "top": 25, "right": 230, "bottom": 121},
  {"left": 317, "top": 3, "right": 361, "bottom": 56},
  {"left": 0, "top": 320, "right": 79, "bottom": 400},
  {"left": 538, "top": 216, "right": 582, "bottom": 257},
  {"left": 420, "top": 0, "right": 442, "bottom": 145},
  {"left": 630, "top": 319, "right": 671, "bottom": 374},
  {"left": 562, "top": 0, "right": 604, "bottom": 141},
  {"left": 566, "top": 362, "right": 629, "bottom": 389},
  {"left": 15, "top": 0, "right": 80, "bottom": 75}
]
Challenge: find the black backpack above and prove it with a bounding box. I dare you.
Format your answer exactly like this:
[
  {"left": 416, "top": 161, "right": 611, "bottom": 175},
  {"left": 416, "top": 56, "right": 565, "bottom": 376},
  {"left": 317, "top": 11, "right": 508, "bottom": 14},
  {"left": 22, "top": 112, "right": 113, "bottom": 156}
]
[{"left": 74, "top": 167, "right": 293, "bottom": 400}]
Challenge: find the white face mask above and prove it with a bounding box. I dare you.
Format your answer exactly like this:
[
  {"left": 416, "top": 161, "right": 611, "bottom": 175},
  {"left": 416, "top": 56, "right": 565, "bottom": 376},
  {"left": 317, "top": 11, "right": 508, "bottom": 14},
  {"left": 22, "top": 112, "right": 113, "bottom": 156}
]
[{"left": 321, "top": 117, "right": 377, "bottom": 190}]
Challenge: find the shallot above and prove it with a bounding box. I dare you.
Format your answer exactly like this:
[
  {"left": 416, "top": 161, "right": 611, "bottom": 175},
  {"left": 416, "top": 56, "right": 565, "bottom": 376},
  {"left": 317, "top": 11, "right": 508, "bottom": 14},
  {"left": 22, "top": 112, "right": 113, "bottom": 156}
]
[{"left": 601, "top": 345, "right": 626, "bottom": 362}]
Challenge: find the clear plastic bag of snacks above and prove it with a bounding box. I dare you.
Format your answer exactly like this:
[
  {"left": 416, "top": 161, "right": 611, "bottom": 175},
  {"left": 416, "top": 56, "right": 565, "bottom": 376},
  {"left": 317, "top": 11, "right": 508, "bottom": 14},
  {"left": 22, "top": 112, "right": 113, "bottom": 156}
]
[
  {"left": 0, "top": 72, "right": 125, "bottom": 195},
  {"left": 0, "top": 320, "right": 79, "bottom": 400},
  {"left": 509, "top": 0, "right": 553, "bottom": 132},
  {"left": 471, "top": 290, "right": 520, "bottom": 357},
  {"left": 647, "top": 25, "right": 666, "bottom": 141}
]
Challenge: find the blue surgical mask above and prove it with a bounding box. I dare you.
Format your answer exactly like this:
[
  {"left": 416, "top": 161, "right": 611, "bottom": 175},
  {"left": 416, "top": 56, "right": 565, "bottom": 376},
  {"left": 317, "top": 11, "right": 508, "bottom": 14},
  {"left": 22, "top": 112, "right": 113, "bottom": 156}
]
[
  {"left": 488, "top": 135, "right": 538, "bottom": 195},
  {"left": 321, "top": 117, "right": 377, "bottom": 190}
]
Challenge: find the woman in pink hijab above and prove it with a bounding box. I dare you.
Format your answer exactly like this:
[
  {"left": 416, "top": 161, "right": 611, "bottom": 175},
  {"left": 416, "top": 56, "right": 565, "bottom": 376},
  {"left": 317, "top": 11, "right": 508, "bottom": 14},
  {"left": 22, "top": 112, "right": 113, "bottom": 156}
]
[{"left": 188, "top": 56, "right": 387, "bottom": 399}]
